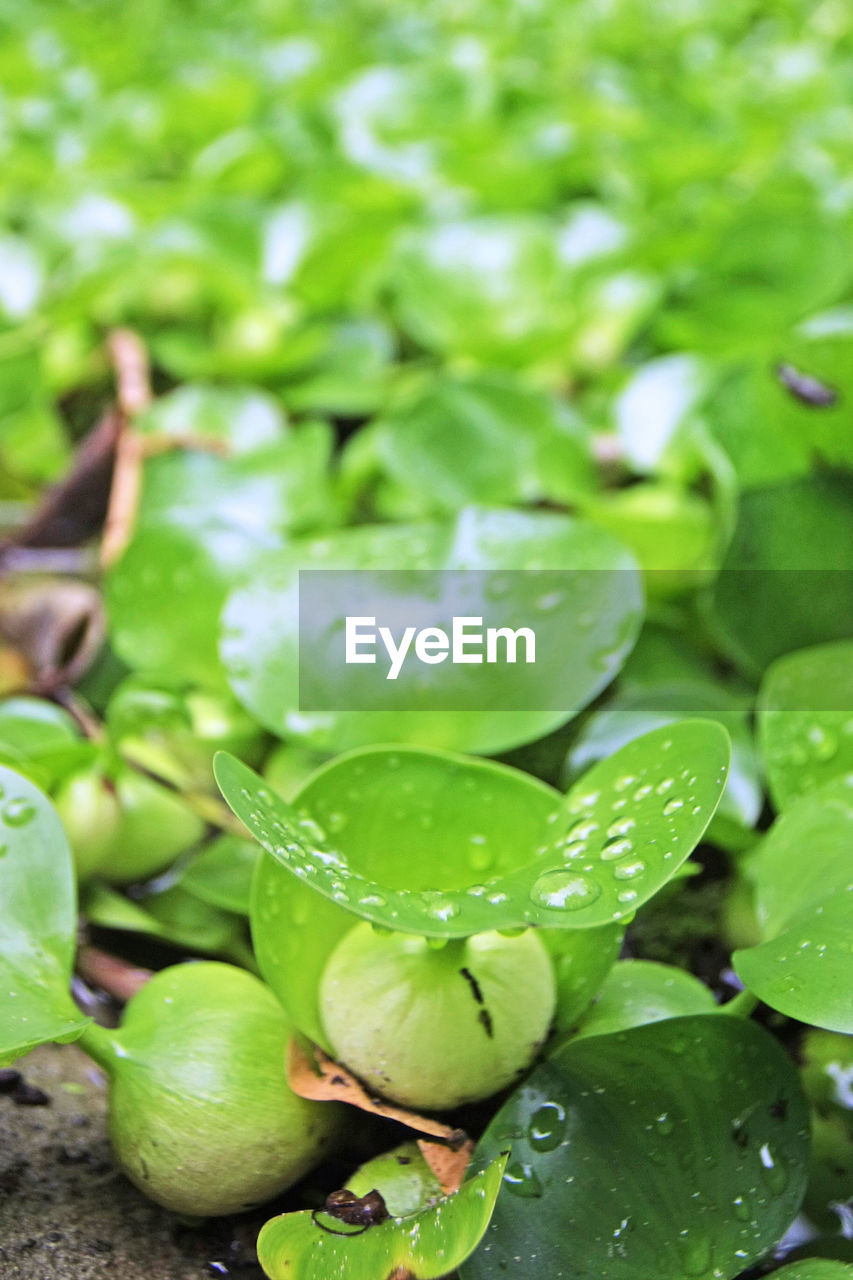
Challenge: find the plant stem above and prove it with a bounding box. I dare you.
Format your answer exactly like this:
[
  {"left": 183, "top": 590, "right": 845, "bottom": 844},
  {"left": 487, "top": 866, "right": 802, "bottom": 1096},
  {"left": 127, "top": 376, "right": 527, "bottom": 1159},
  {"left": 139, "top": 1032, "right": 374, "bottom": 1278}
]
[
  {"left": 718, "top": 989, "right": 759, "bottom": 1019},
  {"left": 77, "top": 1020, "right": 120, "bottom": 1072}
]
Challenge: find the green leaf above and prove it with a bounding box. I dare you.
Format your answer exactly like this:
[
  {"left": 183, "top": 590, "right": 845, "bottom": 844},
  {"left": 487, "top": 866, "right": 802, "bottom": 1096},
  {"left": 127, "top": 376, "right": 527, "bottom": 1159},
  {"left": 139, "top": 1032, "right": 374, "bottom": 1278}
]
[
  {"left": 735, "top": 893, "right": 853, "bottom": 1034},
  {"left": 371, "top": 372, "right": 593, "bottom": 514},
  {"left": 708, "top": 475, "right": 853, "bottom": 678},
  {"left": 770, "top": 1264, "right": 853, "bottom": 1280},
  {"left": 463, "top": 1015, "right": 809, "bottom": 1280},
  {"left": 345, "top": 1142, "right": 442, "bottom": 1218},
  {"left": 0, "top": 764, "right": 89, "bottom": 1066},
  {"left": 748, "top": 775, "right": 853, "bottom": 939},
  {"left": 221, "top": 720, "right": 728, "bottom": 937},
  {"left": 84, "top": 882, "right": 245, "bottom": 957},
  {"left": 757, "top": 641, "right": 853, "bottom": 811},
  {"left": 257, "top": 1152, "right": 507, "bottom": 1280},
  {"left": 106, "top": 522, "right": 277, "bottom": 688},
  {"left": 177, "top": 834, "right": 261, "bottom": 915},
  {"left": 570, "top": 959, "right": 716, "bottom": 1041},
  {"left": 390, "top": 216, "right": 576, "bottom": 367},
  {"left": 733, "top": 775, "right": 853, "bottom": 1032},
  {"left": 219, "top": 507, "right": 643, "bottom": 756},
  {"left": 565, "top": 679, "right": 760, "bottom": 832},
  {"left": 221, "top": 723, "right": 727, "bottom": 1043}
]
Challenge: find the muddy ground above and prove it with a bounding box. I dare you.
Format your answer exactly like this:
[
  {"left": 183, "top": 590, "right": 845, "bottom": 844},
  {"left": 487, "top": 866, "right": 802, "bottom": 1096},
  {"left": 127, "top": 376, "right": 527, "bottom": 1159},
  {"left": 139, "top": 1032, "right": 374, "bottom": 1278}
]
[{"left": 0, "top": 1043, "right": 265, "bottom": 1280}]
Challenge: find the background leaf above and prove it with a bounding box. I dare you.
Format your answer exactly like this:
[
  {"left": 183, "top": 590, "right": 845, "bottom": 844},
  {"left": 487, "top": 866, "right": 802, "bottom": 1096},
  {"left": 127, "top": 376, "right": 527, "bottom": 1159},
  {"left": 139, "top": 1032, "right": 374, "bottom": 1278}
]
[
  {"left": 219, "top": 507, "right": 643, "bottom": 756},
  {"left": 733, "top": 775, "right": 853, "bottom": 1031},
  {"left": 757, "top": 641, "right": 853, "bottom": 811},
  {"left": 0, "top": 764, "right": 89, "bottom": 1065}
]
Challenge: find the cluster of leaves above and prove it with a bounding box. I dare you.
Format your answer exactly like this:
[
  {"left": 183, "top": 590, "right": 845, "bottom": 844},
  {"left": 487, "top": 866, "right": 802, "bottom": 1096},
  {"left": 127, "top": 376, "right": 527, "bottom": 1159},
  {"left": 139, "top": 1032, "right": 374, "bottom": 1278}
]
[{"left": 2, "top": 1, "right": 853, "bottom": 1278}]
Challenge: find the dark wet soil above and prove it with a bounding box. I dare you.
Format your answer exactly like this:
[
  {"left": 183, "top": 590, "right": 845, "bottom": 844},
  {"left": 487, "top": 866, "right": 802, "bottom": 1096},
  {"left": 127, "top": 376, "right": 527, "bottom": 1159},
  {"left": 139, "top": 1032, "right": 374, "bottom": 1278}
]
[{"left": 0, "top": 1043, "right": 265, "bottom": 1280}]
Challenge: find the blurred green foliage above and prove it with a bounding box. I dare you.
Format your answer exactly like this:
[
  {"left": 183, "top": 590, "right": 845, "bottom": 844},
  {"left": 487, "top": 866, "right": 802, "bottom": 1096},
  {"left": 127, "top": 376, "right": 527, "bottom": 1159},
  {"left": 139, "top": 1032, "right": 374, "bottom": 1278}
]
[{"left": 3, "top": 0, "right": 853, "bottom": 495}]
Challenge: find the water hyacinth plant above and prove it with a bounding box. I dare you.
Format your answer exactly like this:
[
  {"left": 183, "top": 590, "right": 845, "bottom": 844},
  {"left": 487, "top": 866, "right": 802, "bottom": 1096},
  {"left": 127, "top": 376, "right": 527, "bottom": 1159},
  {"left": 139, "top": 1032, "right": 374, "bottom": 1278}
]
[{"left": 2, "top": 0, "right": 853, "bottom": 1276}]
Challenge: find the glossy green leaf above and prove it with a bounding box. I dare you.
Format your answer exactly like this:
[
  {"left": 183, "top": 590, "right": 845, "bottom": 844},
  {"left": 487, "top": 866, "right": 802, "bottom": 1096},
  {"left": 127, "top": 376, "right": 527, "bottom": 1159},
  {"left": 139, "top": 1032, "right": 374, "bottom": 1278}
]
[
  {"left": 222, "top": 723, "right": 726, "bottom": 1043},
  {"left": 748, "top": 775, "right": 853, "bottom": 939},
  {"left": 733, "top": 774, "right": 853, "bottom": 1031},
  {"left": 565, "top": 679, "right": 761, "bottom": 832},
  {"left": 463, "top": 1015, "right": 809, "bottom": 1280},
  {"left": 257, "top": 1152, "right": 507, "bottom": 1280},
  {"left": 219, "top": 508, "right": 643, "bottom": 756},
  {"left": 735, "top": 894, "right": 853, "bottom": 1034},
  {"left": 757, "top": 642, "right": 853, "bottom": 811},
  {"left": 0, "top": 764, "right": 89, "bottom": 1065},
  {"left": 570, "top": 959, "right": 716, "bottom": 1041},
  {"left": 345, "top": 1142, "right": 441, "bottom": 1218},
  {"left": 221, "top": 720, "right": 728, "bottom": 937}
]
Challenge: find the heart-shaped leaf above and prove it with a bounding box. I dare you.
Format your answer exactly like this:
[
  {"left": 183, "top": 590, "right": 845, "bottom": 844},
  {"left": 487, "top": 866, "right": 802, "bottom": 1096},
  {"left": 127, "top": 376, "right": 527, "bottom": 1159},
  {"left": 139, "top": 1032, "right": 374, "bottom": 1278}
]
[
  {"left": 462, "top": 1015, "right": 808, "bottom": 1280},
  {"left": 219, "top": 720, "right": 729, "bottom": 937},
  {"left": 757, "top": 641, "right": 853, "bottom": 811},
  {"left": 0, "top": 764, "right": 89, "bottom": 1066},
  {"left": 257, "top": 1151, "right": 507, "bottom": 1280},
  {"left": 219, "top": 507, "right": 643, "bottom": 756},
  {"left": 569, "top": 959, "right": 716, "bottom": 1041},
  {"left": 735, "top": 894, "right": 853, "bottom": 1034},
  {"left": 220, "top": 722, "right": 727, "bottom": 1045},
  {"left": 733, "top": 774, "right": 853, "bottom": 1032}
]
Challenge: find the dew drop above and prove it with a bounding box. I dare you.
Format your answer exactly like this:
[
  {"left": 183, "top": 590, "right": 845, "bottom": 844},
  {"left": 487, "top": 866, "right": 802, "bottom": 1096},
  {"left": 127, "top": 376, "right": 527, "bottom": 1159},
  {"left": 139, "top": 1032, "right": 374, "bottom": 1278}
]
[
  {"left": 601, "top": 838, "right": 634, "bottom": 862},
  {"left": 427, "top": 936, "right": 449, "bottom": 950},
  {"left": 359, "top": 893, "right": 387, "bottom": 908},
  {"left": 530, "top": 870, "right": 601, "bottom": 912},
  {"left": 758, "top": 1143, "right": 788, "bottom": 1196},
  {"left": 528, "top": 1101, "right": 567, "bottom": 1152},
  {"left": 633, "top": 784, "right": 653, "bottom": 801},
  {"left": 607, "top": 817, "right": 636, "bottom": 839},
  {"left": 421, "top": 892, "right": 460, "bottom": 922},
  {"left": 567, "top": 819, "right": 600, "bottom": 842},
  {"left": 614, "top": 860, "right": 646, "bottom": 881},
  {"left": 732, "top": 1195, "right": 750, "bottom": 1222},
  {"left": 617, "top": 888, "right": 639, "bottom": 905},
  {"left": 613, "top": 774, "right": 638, "bottom": 793},
  {"left": 663, "top": 798, "right": 684, "bottom": 816},
  {"left": 656, "top": 778, "right": 675, "bottom": 795},
  {"left": 2, "top": 799, "right": 36, "bottom": 828},
  {"left": 503, "top": 1162, "right": 543, "bottom": 1198},
  {"left": 656, "top": 1112, "right": 674, "bottom": 1136}
]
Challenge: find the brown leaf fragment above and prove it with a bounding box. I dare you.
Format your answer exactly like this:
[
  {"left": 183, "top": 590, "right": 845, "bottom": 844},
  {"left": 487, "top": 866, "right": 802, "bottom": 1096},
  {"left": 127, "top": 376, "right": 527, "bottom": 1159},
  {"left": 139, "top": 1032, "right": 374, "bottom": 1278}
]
[
  {"left": 416, "top": 1137, "right": 474, "bottom": 1196},
  {"left": 0, "top": 410, "right": 119, "bottom": 556},
  {"left": 287, "top": 1040, "right": 468, "bottom": 1150}
]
